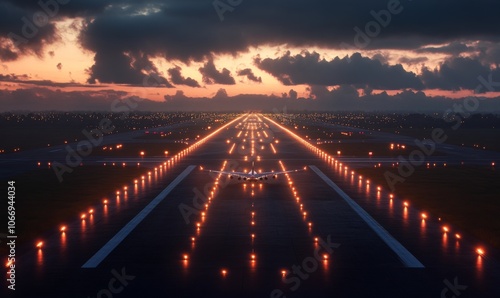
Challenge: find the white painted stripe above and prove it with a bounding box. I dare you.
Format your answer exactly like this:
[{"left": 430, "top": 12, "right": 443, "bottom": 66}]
[
  {"left": 309, "top": 165, "right": 425, "bottom": 268},
  {"left": 82, "top": 165, "right": 196, "bottom": 268}
]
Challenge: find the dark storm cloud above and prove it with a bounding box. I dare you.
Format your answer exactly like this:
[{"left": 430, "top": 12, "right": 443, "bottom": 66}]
[
  {"left": 3, "top": 0, "right": 126, "bottom": 18},
  {"left": 86, "top": 50, "right": 173, "bottom": 86},
  {"left": 0, "top": 87, "right": 131, "bottom": 111},
  {"left": 75, "top": 0, "right": 500, "bottom": 83},
  {"left": 398, "top": 56, "right": 428, "bottom": 65},
  {"left": 0, "top": 73, "right": 106, "bottom": 88},
  {"left": 2, "top": 0, "right": 500, "bottom": 89},
  {"left": 0, "top": 73, "right": 29, "bottom": 81},
  {"left": 476, "top": 41, "right": 500, "bottom": 67},
  {"left": 416, "top": 41, "right": 471, "bottom": 55},
  {"left": 198, "top": 58, "right": 235, "bottom": 85},
  {"left": 161, "top": 87, "right": 500, "bottom": 112},
  {"left": 167, "top": 66, "right": 200, "bottom": 88},
  {"left": 2, "top": 85, "right": 500, "bottom": 112},
  {"left": 5, "top": 0, "right": 500, "bottom": 60},
  {"left": 421, "top": 56, "right": 500, "bottom": 91},
  {"left": 0, "top": 1, "right": 59, "bottom": 61},
  {"left": 255, "top": 51, "right": 423, "bottom": 90},
  {"left": 237, "top": 68, "right": 262, "bottom": 83}
]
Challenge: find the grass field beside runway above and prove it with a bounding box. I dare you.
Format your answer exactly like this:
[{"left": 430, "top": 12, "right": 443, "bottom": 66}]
[
  {"left": 357, "top": 165, "right": 500, "bottom": 249},
  {"left": 1, "top": 166, "right": 147, "bottom": 255}
]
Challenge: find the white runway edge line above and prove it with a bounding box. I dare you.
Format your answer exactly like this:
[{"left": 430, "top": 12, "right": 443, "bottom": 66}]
[
  {"left": 82, "top": 165, "right": 196, "bottom": 268},
  {"left": 309, "top": 165, "right": 425, "bottom": 268}
]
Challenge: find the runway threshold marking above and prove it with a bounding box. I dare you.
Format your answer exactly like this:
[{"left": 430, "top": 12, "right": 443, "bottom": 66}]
[
  {"left": 82, "top": 165, "right": 196, "bottom": 268},
  {"left": 309, "top": 165, "right": 425, "bottom": 268}
]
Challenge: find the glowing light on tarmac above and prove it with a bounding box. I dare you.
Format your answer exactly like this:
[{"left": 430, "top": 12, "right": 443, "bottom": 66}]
[
  {"left": 229, "top": 143, "right": 236, "bottom": 154},
  {"left": 270, "top": 143, "right": 277, "bottom": 154}
]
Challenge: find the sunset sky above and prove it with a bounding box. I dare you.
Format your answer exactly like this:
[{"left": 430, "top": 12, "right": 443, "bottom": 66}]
[{"left": 1, "top": 0, "right": 500, "bottom": 111}]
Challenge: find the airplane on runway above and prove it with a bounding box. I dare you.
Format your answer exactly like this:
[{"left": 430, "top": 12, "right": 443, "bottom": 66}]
[{"left": 202, "top": 161, "right": 306, "bottom": 181}]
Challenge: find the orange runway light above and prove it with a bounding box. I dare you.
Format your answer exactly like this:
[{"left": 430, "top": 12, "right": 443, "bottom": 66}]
[
  {"left": 455, "top": 234, "right": 461, "bottom": 239},
  {"left": 323, "top": 254, "right": 329, "bottom": 260},
  {"left": 36, "top": 241, "right": 43, "bottom": 249},
  {"left": 183, "top": 254, "right": 189, "bottom": 260},
  {"left": 60, "top": 226, "right": 66, "bottom": 232},
  {"left": 221, "top": 269, "right": 228, "bottom": 276},
  {"left": 403, "top": 202, "right": 409, "bottom": 207},
  {"left": 443, "top": 226, "right": 449, "bottom": 233},
  {"left": 103, "top": 199, "right": 108, "bottom": 204},
  {"left": 89, "top": 209, "right": 94, "bottom": 214},
  {"left": 476, "top": 248, "right": 484, "bottom": 256},
  {"left": 421, "top": 213, "right": 427, "bottom": 219},
  {"left": 81, "top": 214, "right": 86, "bottom": 219}
]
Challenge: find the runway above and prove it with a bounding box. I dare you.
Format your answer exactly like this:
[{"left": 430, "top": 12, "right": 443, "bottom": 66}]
[{"left": 3, "top": 113, "right": 500, "bottom": 297}]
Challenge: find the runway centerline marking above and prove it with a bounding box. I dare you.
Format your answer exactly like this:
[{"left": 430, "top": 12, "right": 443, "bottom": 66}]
[
  {"left": 309, "top": 165, "right": 425, "bottom": 268},
  {"left": 82, "top": 165, "right": 196, "bottom": 268}
]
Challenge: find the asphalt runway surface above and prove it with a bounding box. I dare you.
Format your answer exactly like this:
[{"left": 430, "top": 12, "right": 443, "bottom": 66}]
[{"left": 2, "top": 113, "right": 500, "bottom": 297}]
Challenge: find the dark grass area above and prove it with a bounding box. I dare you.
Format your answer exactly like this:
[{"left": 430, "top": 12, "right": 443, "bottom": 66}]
[
  {"left": 318, "top": 142, "right": 446, "bottom": 157},
  {"left": 356, "top": 166, "right": 500, "bottom": 249},
  {"left": 391, "top": 128, "right": 500, "bottom": 152},
  {"left": 0, "top": 166, "right": 147, "bottom": 254},
  {"left": 0, "top": 126, "right": 88, "bottom": 153},
  {"left": 93, "top": 142, "right": 188, "bottom": 157},
  {"left": 134, "top": 126, "right": 213, "bottom": 141},
  {"left": 291, "top": 126, "right": 372, "bottom": 142}
]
